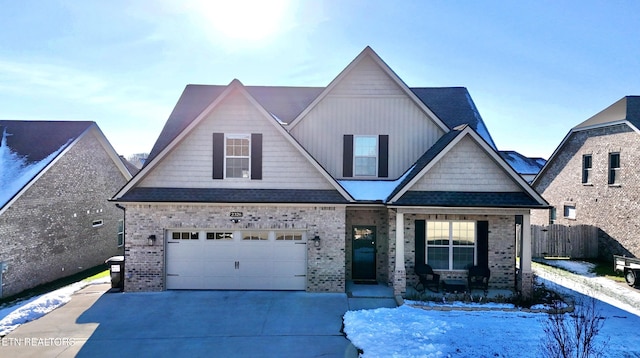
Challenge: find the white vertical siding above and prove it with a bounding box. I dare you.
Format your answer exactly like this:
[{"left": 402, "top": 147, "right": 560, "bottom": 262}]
[
  {"left": 290, "top": 56, "right": 445, "bottom": 179},
  {"left": 139, "top": 89, "right": 334, "bottom": 190},
  {"left": 412, "top": 136, "right": 521, "bottom": 192}
]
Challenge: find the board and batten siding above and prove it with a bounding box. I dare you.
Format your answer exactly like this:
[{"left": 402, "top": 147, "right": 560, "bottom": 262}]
[
  {"left": 412, "top": 136, "right": 521, "bottom": 192},
  {"left": 139, "top": 89, "right": 334, "bottom": 190},
  {"left": 289, "top": 56, "right": 445, "bottom": 179}
]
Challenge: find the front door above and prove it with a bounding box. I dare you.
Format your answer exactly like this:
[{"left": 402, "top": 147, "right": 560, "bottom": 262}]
[{"left": 352, "top": 226, "right": 376, "bottom": 280}]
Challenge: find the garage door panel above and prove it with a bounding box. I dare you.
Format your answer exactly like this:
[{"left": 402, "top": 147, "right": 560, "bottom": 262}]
[
  {"left": 167, "top": 275, "right": 204, "bottom": 290},
  {"left": 202, "top": 260, "right": 237, "bottom": 275},
  {"left": 167, "top": 230, "right": 307, "bottom": 290}
]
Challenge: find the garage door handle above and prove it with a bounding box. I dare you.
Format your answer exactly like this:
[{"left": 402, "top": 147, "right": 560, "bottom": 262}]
[
  {"left": 235, "top": 261, "right": 239, "bottom": 269},
  {"left": 167, "top": 274, "right": 179, "bottom": 276},
  {"left": 294, "top": 275, "right": 306, "bottom": 277},
  {"left": 295, "top": 242, "right": 307, "bottom": 245},
  {"left": 167, "top": 241, "right": 179, "bottom": 244}
]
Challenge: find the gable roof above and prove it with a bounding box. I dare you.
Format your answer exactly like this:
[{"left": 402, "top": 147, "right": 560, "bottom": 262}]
[
  {"left": 533, "top": 96, "right": 640, "bottom": 186},
  {"left": 386, "top": 125, "right": 547, "bottom": 208},
  {"left": 144, "top": 87, "right": 496, "bottom": 168},
  {"left": 573, "top": 96, "right": 640, "bottom": 131},
  {"left": 115, "top": 79, "right": 353, "bottom": 202},
  {"left": 144, "top": 47, "right": 497, "bottom": 167},
  {"left": 286, "top": 46, "right": 451, "bottom": 133},
  {"left": 0, "top": 120, "right": 131, "bottom": 211}
]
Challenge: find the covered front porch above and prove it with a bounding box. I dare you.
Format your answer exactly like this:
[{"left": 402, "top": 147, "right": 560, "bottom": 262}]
[{"left": 389, "top": 207, "right": 535, "bottom": 299}]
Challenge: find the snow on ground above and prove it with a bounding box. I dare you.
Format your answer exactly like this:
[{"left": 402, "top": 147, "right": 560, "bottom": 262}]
[
  {"left": 0, "top": 276, "right": 109, "bottom": 336},
  {"left": 344, "top": 260, "right": 640, "bottom": 357}
]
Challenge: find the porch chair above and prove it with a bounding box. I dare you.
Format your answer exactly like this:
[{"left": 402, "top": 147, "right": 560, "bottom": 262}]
[
  {"left": 414, "top": 264, "right": 440, "bottom": 293},
  {"left": 467, "top": 265, "right": 490, "bottom": 292}
]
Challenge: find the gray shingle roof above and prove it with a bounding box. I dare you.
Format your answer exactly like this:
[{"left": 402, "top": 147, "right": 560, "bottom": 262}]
[
  {"left": 117, "top": 187, "right": 349, "bottom": 204},
  {"left": 574, "top": 96, "right": 640, "bottom": 130},
  {"left": 392, "top": 191, "right": 544, "bottom": 208},
  {"left": 0, "top": 120, "right": 93, "bottom": 163},
  {"left": 499, "top": 151, "right": 546, "bottom": 175}
]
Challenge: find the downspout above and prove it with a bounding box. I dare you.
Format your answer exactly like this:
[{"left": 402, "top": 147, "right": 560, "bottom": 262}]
[{"left": 115, "top": 203, "right": 126, "bottom": 291}]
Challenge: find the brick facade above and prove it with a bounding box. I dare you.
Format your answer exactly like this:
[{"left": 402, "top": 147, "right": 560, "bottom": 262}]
[
  {"left": 532, "top": 124, "right": 640, "bottom": 259},
  {"left": 123, "top": 204, "right": 346, "bottom": 292},
  {"left": 0, "top": 133, "right": 127, "bottom": 297}
]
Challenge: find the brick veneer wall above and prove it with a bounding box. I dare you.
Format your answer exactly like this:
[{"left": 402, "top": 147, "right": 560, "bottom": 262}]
[
  {"left": 532, "top": 124, "right": 640, "bottom": 259},
  {"left": 123, "top": 204, "right": 346, "bottom": 292},
  {"left": 345, "top": 208, "right": 390, "bottom": 283},
  {"left": 393, "top": 213, "right": 518, "bottom": 293},
  {"left": 0, "top": 133, "right": 127, "bottom": 297}
]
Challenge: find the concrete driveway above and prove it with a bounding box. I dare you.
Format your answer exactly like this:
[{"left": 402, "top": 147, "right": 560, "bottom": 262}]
[{"left": 2, "top": 284, "right": 360, "bottom": 357}]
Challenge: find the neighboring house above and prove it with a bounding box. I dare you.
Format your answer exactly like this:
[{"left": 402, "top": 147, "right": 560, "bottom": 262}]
[
  {"left": 499, "top": 151, "right": 546, "bottom": 183},
  {"left": 112, "top": 47, "right": 547, "bottom": 297},
  {"left": 0, "top": 120, "right": 132, "bottom": 297},
  {"left": 532, "top": 96, "right": 640, "bottom": 259}
]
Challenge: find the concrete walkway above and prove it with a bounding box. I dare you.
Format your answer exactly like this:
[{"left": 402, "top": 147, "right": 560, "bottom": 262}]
[{"left": 1, "top": 282, "right": 398, "bottom": 358}]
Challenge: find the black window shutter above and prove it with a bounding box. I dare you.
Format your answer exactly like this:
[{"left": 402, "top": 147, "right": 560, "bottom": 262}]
[
  {"left": 378, "top": 135, "right": 389, "bottom": 178},
  {"left": 251, "top": 133, "right": 262, "bottom": 180},
  {"left": 343, "top": 135, "right": 353, "bottom": 177},
  {"left": 476, "top": 221, "right": 489, "bottom": 268},
  {"left": 415, "top": 220, "right": 426, "bottom": 267},
  {"left": 212, "top": 133, "right": 224, "bottom": 179}
]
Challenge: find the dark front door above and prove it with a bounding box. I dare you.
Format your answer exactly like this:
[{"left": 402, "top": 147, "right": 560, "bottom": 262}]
[{"left": 352, "top": 226, "right": 376, "bottom": 280}]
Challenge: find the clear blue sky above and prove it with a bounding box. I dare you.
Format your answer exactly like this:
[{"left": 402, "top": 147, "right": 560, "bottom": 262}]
[{"left": 1, "top": 1, "right": 639, "bottom": 159}]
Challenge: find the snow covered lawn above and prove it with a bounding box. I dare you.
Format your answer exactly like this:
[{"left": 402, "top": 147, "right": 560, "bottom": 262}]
[
  {"left": 0, "top": 276, "right": 109, "bottom": 336},
  {"left": 344, "top": 260, "right": 640, "bottom": 357}
]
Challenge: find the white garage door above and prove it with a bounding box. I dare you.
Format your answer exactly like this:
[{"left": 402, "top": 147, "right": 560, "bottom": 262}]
[{"left": 166, "top": 230, "right": 307, "bottom": 290}]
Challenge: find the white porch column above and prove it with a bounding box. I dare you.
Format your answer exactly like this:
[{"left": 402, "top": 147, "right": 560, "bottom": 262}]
[
  {"left": 393, "top": 211, "right": 406, "bottom": 295},
  {"left": 518, "top": 213, "right": 533, "bottom": 298}
]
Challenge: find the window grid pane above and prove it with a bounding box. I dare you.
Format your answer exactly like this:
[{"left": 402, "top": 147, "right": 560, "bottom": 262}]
[
  {"left": 226, "top": 135, "right": 250, "bottom": 178},
  {"left": 608, "top": 152, "right": 620, "bottom": 185},
  {"left": 582, "top": 154, "right": 592, "bottom": 184},
  {"left": 354, "top": 136, "right": 377, "bottom": 176},
  {"left": 426, "top": 221, "right": 476, "bottom": 270}
]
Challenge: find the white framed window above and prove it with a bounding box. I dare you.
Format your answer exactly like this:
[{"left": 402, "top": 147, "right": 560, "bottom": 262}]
[
  {"left": 563, "top": 204, "right": 576, "bottom": 219},
  {"left": 354, "top": 135, "right": 377, "bottom": 176},
  {"left": 117, "top": 220, "right": 124, "bottom": 247},
  {"left": 426, "top": 221, "right": 476, "bottom": 270},
  {"left": 225, "top": 134, "right": 250, "bottom": 178}
]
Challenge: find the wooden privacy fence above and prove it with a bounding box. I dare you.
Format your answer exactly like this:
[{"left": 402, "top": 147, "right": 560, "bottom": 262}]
[{"left": 529, "top": 224, "right": 598, "bottom": 259}]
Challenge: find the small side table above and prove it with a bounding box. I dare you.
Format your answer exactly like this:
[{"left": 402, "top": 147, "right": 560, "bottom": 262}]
[{"left": 442, "top": 279, "right": 467, "bottom": 293}]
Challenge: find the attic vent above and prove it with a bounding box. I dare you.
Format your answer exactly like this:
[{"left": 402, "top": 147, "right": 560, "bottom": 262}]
[{"left": 92, "top": 219, "right": 104, "bottom": 228}]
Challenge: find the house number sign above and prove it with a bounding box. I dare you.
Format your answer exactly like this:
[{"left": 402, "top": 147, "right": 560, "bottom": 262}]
[{"left": 230, "top": 212, "right": 243, "bottom": 218}]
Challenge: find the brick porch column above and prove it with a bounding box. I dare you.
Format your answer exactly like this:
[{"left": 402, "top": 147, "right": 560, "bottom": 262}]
[
  {"left": 518, "top": 213, "right": 533, "bottom": 298},
  {"left": 393, "top": 211, "right": 406, "bottom": 295}
]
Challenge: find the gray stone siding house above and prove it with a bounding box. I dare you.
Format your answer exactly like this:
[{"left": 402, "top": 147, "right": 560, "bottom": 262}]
[
  {"left": 0, "top": 121, "right": 132, "bottom": 297},
  {"left": 112, "top": 47, "right": 548, "bottom": 297},
  {"left": 532, "top": 96, "right": 640, "bottom": 259}
]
